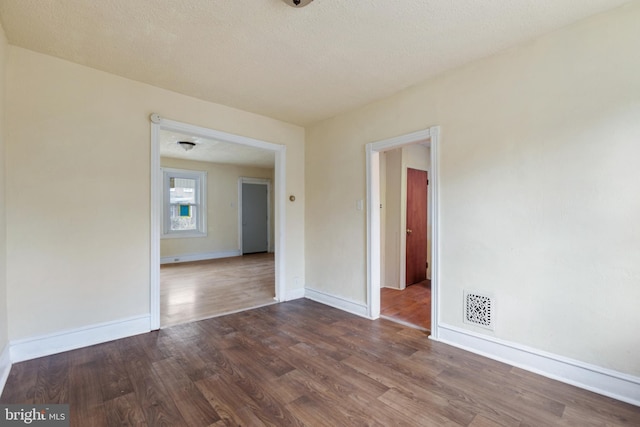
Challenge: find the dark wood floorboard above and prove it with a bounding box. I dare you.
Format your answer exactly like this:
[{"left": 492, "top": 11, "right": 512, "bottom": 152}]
[
  {"left": 381, "top": 279, "right": 431, "bottom": 330},
  {"left": 2, "top": 299, "right": 639, "bottom": 426}
]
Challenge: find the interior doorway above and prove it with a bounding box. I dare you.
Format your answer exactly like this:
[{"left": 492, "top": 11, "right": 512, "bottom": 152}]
[
  {"left": 377, "top": 148, "right": 431, "bottom": 330},
  {"left": 365, "top": 127, "right": 440, "bottom": 339},
  {"left": 150, "top": 115, "right": 286, "bottom": 330},
  {"left": 240, "top": 179, "right": 271, "bottom": 254}
]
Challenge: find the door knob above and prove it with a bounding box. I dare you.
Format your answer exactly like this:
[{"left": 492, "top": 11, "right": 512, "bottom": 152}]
[{"left": 406, "top": 229, "right": 412, "bottom": 234}]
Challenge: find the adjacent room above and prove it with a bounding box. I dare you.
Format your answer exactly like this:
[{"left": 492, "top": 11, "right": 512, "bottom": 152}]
[
  {"left": 379, "top": 144, "right": 432, "bottom": 331},
  {"left": 158, "top": 129, "right": 277, "bottom": 327}
]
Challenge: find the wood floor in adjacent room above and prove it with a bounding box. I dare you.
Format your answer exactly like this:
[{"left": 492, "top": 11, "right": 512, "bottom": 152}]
[
  {"left": 161, "top": 253, "right": 275, "bottom": 328},
  {"left": 3, "top": 299, "right": 638, "bottom": 426},
  {"left": 381, "top": 279, "right": 431, "bottom": 331}
]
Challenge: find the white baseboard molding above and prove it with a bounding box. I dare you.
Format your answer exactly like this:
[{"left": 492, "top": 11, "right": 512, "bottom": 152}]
[
  {"left": 285, "top": 288, "right": 305, "bottom": 301},
  {"left": 10, "top": 315, "right": 151, "bottom": 363},
  {"left": 304, "top": 288, "right": 369, "bottom": 319},
  {"left": 0, "top": 343, "right": 11, "bottom": 394},
  {"left": 160, "top": 250, "right": 241, "bottom": 264},
  {"left": 433, "top": 323, "right": 640, "bottom": 407}
]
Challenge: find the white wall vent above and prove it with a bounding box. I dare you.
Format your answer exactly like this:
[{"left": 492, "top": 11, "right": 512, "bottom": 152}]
[{"left": 464, "top": 290, "right": 494, "bottom": 330}]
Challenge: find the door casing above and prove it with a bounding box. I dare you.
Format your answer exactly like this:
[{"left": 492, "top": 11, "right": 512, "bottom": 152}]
[{"left": 365, "top": 126, "right": 440, "bottom": 339}]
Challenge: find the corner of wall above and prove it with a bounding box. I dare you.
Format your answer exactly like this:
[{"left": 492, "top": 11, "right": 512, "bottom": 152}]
[
  {"left": 0, "top": 343, "right": 10, "bottom": 392},
  {"left": 0, "top": 17, "right": 10, "bottom": 396}
]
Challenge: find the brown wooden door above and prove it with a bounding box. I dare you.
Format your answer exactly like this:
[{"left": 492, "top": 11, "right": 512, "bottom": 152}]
[{"left": 406, "top": 168, "right": 428, "bottom": 286}]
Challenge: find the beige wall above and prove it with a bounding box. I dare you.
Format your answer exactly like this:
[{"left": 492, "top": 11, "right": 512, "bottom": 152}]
[
  {"left": 382, "top": 149, "right": 401, "bottom": 288},
  {"left": 306, "top": 2, "right": 640, "bottom": 375},
  {"left": 160, "top": 157, "right": 274, "bottom": 258},
  {"left": 0, "top": 21, "right": 8, "bottom": 354},
  {"left": 5, "top": 47, "right": 305, "bottom": 340}
]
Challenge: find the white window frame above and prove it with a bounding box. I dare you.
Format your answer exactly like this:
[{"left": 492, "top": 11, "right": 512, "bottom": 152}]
[{"left": 161, "top": 167, "right": 207, "bottom": 239}]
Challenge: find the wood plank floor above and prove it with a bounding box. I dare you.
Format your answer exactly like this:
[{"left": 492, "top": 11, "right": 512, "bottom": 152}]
[
  {"left": 381, "top": 280, "right": 431, "bottom": 331},
  {"left": 161, "top": 253, "right": 275, "bottom": 327},
  {"left": 3, "top": 299, "right": 638, "bottom": 426}
]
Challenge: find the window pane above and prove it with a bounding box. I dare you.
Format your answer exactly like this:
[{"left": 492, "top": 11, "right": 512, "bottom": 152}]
[
  {"left": 169, "top": 178, "right": 196, "bottom": 204},
  {"left": 170, "top": 204, "right": 197, "bottom": 231}
]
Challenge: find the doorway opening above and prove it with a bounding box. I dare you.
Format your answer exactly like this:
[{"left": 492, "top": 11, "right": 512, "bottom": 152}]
[
  {"left": 380, "top": 160, "right": 430, "bottom": 331},
  {"left": 150, "top": 115, "right": 286, "bottom": 330},
  {"left": 365, "top": 127, "right": 440, "bottom": 338},
  {"left": 239, "top": 178, "right": 271, "bottom": 255}
]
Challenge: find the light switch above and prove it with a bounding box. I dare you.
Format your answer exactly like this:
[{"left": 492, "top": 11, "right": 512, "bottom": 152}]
[{"left": 356, "top": 199, "right": 363, "bottom": 211}]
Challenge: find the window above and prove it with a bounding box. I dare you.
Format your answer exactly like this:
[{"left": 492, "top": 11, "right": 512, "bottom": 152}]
[{"left": 162, "top": 168, "right": 207, "bottom": 238}]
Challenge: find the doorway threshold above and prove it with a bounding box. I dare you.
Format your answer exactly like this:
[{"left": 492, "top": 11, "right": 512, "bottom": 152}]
[
  {"left": 380, "top": 314, "right": 430, "bottom": 333},
  {"left": 161, "top": 300, "right": 279, "bottom": 329}
]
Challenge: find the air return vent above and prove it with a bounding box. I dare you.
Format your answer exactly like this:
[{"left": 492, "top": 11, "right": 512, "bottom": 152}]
[{"left": 464, "top": 291, "right": 494, "bottom": 330}]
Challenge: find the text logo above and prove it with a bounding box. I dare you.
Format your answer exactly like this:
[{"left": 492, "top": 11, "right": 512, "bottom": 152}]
[{"left": 0, "top": 405, "right": 69, "bottom": 426}]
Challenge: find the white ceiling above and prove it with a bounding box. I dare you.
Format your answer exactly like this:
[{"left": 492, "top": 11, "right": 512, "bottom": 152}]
[
  {"left": 0, "top": 0, "right": 631, "bottom": 126},
  {"left": 160, "top": 130, "right": 275, "bottom": 168}
]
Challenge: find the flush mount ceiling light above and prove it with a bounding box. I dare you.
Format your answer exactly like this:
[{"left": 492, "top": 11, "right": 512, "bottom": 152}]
[
  {"left": 177, "top": 141, "right": 196, "bottom": 151},
  {"left": 282, "top": 0, "right": 314, "bottom": 7}
]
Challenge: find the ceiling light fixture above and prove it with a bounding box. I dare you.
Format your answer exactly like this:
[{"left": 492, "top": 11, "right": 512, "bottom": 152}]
[
  {"left": 178, "top": 141, "right": 196, "bottom": 151},
  {"left": 282, "top": 0, "right": 314, "bottom": 7}
]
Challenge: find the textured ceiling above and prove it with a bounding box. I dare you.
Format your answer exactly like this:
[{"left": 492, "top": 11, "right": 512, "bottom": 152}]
[
  {"left": 0, "top": 0, "right": 631, "bottom": 126},
  {"left": 160, "top": 130, "right": 275, "bottom": 168}
]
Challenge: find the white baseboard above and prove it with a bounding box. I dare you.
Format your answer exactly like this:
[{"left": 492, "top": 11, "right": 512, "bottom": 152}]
[
  {"left": 160, "top": 250, "right": 241, "bottom": 264},
  {"left": 285, "top": 288, "right": 305, "bottom": 301},
  {"left": 433, "top": 323, "right": 640, "bottom": 407},
  {"left": 10, "top": 315, "right": 151, "bottom": 363},
  {"left": 304, "top": 288, "right": 369, "bottom": 318},
  {"left": 0, "top": 343, "right": 11, "bottom": 394}
]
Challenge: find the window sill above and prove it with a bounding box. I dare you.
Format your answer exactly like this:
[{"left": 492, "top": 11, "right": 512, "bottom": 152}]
[{"left": 161, "top": 232, "right": 208, "bottom": 239}]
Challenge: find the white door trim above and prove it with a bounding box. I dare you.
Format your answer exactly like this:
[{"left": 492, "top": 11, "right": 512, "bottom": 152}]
[
  {"left": 365, "top": 127, "right": 440, "bottom": 338},
  {"left": 150, "top": 115, "right": 286, "bottom": 330},
  {"left": 238, "top": 177, "right": 272, "bottom": 254}
]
